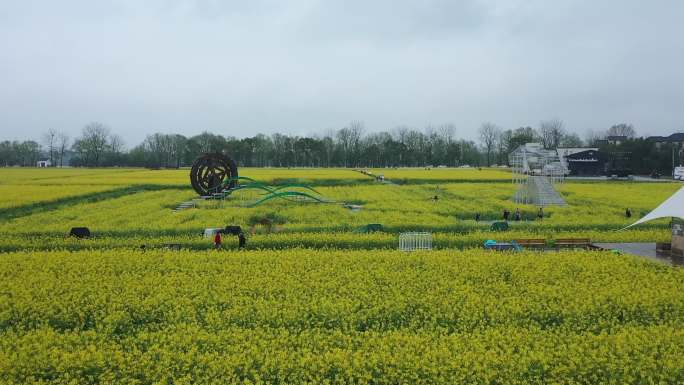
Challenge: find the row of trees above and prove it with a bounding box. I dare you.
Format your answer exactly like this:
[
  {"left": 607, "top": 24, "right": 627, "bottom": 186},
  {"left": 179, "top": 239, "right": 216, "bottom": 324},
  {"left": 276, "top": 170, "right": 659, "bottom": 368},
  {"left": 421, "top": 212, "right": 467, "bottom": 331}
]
[
  {"left": 0, "top": 140, "right": 43, "bottom": 167},
  {"left": 3, "top": 120, "right": 677, "bottom": 172},
  {"left": 599, "top": 137, "right": 682, "bottom": 175},
  {"left": 2, "top": 121, "right": 481, "bottom": 168},
  {"left": 70, "top": 122, "right": 125, "bottom": 167},
  {"left": 126, "top": 121, "right": 482, "bottom": 168}
]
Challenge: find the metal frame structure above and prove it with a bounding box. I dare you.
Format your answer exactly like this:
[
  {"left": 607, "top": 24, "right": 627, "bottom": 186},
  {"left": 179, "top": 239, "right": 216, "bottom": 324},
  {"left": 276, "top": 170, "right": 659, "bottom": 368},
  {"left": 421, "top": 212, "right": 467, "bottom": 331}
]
[
  {"left": 187, "top": 154, "right": 334, "bottom": 208},
  {"left": 509, "top": 143, "right": 566, "bottom": 206},
  {"left": 190, "top": 153, "right": 238, "bottom": 196},
  {"left": 399, "top": 232, "right": 433, "bottom": 251}
]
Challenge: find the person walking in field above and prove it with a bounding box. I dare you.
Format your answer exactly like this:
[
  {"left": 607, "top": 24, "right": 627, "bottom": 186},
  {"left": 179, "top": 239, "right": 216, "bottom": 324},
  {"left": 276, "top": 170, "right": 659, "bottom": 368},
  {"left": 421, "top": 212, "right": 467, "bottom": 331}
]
[
  {"left": 214, "top": 231, "right": 222, "bottom": 250},
  {"left": 537, "top": 207, "right": 544, "bottom": 220},
  {"left": 238, "top": 231, "right": 246, "bottom": 249},
  {"left": 513, "top": 208, "right": 521, "bottom": 221}
]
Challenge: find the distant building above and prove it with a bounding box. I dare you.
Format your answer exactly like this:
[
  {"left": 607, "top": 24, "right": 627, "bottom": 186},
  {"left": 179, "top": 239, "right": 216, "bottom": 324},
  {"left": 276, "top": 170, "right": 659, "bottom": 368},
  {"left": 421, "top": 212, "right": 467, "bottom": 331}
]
[
  {"left": 36, "top": 159, "right": 51, "bottom": 168},
  {"left": 647, "top": 133, "right": 684, "bottom": 149},
  {"left": 557, "top": 147, "right": 599, "bottom": 174},
  {"left": 647, "top": 135, "right": 667, "bottom": 143},
  {"left": 606, "top": 135, "right": 628, "bottom": 145},
  {"left": 564, "top": 149, "right": 606, "bottom": 176}
]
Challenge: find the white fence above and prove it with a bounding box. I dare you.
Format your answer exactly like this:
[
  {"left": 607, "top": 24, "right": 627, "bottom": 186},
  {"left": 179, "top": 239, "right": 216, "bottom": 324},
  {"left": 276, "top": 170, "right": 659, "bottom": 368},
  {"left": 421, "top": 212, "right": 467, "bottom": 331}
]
[{"left": 399, "top": 232, "right": 432, "bottom": 251}]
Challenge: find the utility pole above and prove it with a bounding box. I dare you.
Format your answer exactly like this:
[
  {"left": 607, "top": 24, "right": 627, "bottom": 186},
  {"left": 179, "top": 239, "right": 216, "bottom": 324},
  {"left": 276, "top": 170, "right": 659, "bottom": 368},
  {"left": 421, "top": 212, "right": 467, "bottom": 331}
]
[{"left": 673, "top": 144, "right": 676, "bottom": 179}]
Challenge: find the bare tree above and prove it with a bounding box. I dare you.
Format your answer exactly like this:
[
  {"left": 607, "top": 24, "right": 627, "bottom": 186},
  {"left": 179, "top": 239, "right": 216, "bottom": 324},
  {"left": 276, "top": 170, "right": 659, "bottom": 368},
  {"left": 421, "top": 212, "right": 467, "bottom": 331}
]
[
  {"left": 143, "top": 133, "right": 163, "bottom": 167},
  {"left": 42, "top": 129, "right": 57, "bottom": 166},
  {"left": 606, "top": 123, "right": 636, "bottom": 138},
  {"left": 335, "top": 121, "right": 365, "bottom": 167},
  {"left": 195, "top": 131, "right": 213, "bottom": 153},
  {"left": 20, "top": 141, "right": 41, "bottom": 166},
  {"left": 321, "top": 129, "right": 336, "bottom": 167},
  {"left": 392, "top": 125, "right": 410, "bottom": 144},
  {"left": 56, "top": 132, "right": 70, "bottom": 167},
  {"left": 560, "top": 133, "right": 583, "bottom": 147},
  {"left": 438, "top": 123, "right": 456, "bottom": 145},
  {"left": 109, "top": 134, "right": 124, "bottom": 154},
  {"left": 171, "top": 134, "right": 187, "bottom": 168},
  {"left": 336, "top": 127, "right": 352, "bottom": 167},
  {"left": 142, "top": 133, "right": 180, "bottom": 167},
  {"left": 584, "top": 130, "right": 602, "bottom": 147},
  {"left": 271, "top": 133, "right": 288, "bottom": 167},
  {"left": 404, "top": 129, "right": 426, "bottom": 166},
  {"left": 348, "top": 120, "right": 364, "bottom": 167},
  {"left": 478, "top": 122, "right": 500, "bottom": 166},
  {"left": 74, "top": 122, "right": 110, "bottom": 166},
  {"left": 539, "top": 119, "right": 565, "bottom": 149},
  {"left": 496, "top": 129, "right": 511, "bottom": 165}
]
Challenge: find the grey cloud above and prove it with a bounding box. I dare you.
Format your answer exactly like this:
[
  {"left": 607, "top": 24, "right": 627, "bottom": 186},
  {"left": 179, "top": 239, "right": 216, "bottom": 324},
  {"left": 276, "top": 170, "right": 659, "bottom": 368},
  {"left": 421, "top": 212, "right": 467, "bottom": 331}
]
[{"left": 1, "top": 0, "right": 683, "bottom": 144}]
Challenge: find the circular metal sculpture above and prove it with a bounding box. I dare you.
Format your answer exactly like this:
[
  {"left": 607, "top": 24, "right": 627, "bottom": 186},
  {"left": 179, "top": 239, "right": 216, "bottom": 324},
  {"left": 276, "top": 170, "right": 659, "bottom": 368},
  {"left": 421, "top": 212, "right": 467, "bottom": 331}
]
[{"left": 190, "top": 153, "right": 238, "bottom": 196}]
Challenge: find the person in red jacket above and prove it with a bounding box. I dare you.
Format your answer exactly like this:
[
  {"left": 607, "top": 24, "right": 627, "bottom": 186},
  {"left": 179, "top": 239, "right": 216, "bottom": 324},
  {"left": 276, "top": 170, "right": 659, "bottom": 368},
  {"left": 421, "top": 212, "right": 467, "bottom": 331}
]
[{"left": 214, "top": 231, "right": 222, "bottom": 250}]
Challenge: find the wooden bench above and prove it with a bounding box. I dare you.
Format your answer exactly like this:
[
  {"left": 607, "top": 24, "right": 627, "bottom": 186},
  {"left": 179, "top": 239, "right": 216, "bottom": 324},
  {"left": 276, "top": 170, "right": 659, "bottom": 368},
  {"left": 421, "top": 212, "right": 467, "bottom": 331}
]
[
  {"left": 555, "top": 238, "right": 591, "bottom": 250},
  {"left": 515, "top": 239, "right": 546, "bottom": 249}
]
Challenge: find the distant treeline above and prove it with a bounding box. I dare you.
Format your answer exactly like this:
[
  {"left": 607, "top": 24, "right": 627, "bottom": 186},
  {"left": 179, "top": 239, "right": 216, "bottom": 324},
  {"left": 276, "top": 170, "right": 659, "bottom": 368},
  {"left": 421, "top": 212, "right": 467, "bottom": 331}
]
[
  {"left": 1, "top": 120, "right": 681, "bottom": 174},
  {"left": 123, "top": 122, "right": 483, "bottom": 169}
]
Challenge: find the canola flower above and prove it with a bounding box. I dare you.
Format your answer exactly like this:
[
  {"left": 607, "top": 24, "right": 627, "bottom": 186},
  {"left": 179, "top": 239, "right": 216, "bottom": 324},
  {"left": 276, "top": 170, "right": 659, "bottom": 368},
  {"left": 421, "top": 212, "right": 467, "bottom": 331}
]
[
  {"left": 0, "top": 179, "right": 677, "bottom": 234},
  {"left": 1, "top": 249, "right": 684, "bottom": 384},
  {"left": 0, "top": 168, "right": 678, "bottom": 252},
  {"left": 1, "top": 168, "right": 684, "bottom": 383},
  {"left": 0, "top": 228, "right": 672, "bottom": 253}
]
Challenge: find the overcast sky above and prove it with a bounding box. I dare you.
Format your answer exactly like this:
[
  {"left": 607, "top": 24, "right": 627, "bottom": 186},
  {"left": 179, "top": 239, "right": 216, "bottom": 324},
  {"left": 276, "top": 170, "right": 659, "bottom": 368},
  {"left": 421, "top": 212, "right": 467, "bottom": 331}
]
[{"left": 1, "top": 0, "right": 683, "bottom": 146}]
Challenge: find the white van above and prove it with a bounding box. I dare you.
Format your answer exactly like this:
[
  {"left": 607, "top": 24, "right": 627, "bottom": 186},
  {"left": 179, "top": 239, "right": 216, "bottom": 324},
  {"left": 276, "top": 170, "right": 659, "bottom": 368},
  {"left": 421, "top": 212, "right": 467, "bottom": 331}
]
[{"left": 675, "top": 166, "right": 684, "bottom": 181}]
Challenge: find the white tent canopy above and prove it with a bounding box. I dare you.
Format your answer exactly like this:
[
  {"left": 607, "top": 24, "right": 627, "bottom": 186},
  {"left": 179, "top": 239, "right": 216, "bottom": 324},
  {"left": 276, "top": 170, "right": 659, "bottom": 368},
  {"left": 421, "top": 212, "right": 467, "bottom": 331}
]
[{"left": 624, "top": 186, "right": 684, "bottom": 229}]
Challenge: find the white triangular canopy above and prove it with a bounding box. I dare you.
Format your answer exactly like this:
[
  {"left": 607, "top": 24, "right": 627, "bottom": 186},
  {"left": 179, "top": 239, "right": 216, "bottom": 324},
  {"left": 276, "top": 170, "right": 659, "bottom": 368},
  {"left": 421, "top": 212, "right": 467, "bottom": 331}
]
[{"left": 624, "top": 186, "right": 684, "bottom": 229}]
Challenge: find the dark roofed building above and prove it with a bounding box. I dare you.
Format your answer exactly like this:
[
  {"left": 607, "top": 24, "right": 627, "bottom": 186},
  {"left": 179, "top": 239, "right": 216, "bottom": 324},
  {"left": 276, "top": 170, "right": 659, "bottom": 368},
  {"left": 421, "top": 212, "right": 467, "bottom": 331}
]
[
  {"left": 565, "top": 149, "right": 606, "bottom": 176},
  {"left": 647, "top": 133, "right": 684, "bottom": 143},
  {"left": 647, "top": 133, "right": 684, "bottom": 149}
]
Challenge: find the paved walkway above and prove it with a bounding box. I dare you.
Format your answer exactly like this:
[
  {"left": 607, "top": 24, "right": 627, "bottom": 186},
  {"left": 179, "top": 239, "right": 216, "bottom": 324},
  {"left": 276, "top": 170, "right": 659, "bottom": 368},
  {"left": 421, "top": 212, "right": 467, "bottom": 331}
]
[
  {"left": 593, "top": 242, "right": 684, "bottom": 266},
  {"left": 567, "top": 176, "right": 679, "bottom": 183}
]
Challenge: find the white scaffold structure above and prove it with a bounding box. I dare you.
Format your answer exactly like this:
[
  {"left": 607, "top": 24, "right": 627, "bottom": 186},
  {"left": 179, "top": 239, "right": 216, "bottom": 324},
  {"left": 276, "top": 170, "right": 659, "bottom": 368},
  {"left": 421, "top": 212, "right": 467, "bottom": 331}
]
[
  {"left": 399, "top": 232, "right": 433, "bottom": 251},
  {"left": 509, "top": 143, "right": 566, "bottom": 207}
]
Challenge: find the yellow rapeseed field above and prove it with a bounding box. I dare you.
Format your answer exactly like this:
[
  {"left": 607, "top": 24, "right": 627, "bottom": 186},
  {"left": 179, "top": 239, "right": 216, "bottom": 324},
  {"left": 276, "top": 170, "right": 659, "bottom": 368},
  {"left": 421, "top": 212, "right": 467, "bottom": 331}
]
[
  {"left": 1, "top": 249, "right": 684, "bottom": 384},
  {"left": 1, "top": 167, "right": 683, "bottom": 383}
]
